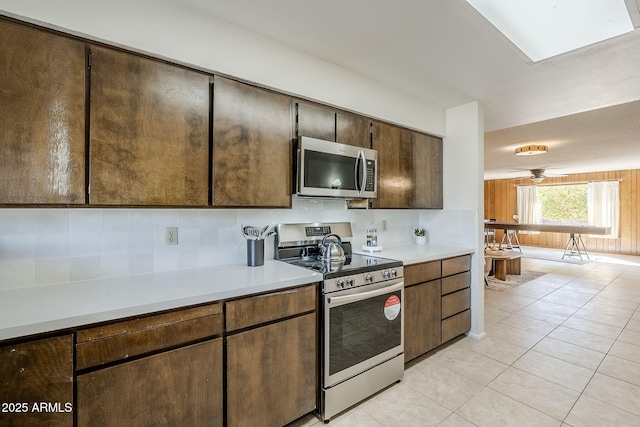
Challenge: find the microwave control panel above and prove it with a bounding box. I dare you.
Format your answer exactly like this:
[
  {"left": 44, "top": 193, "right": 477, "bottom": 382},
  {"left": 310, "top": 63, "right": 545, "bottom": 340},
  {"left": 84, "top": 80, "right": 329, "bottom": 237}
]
[{"left": 365, "top": 160, "right": 376, "bottom": 192}]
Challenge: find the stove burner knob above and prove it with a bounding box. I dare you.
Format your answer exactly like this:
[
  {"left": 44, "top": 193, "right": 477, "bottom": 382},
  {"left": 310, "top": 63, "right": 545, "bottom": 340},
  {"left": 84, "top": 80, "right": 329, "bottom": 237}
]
[
  {"left": 346, "top": 278, "right": 354, "bottom": 287},
  {"left": 336, "top": 279, "right": 345, "bottom": 289},
  {"left": 382, "top": 270, "right": 390, "bottom": 279},
  {"left": 364, "top": 273, "right": 373, "bottom": 282},
  {"left": 390, "top": 269, "right": 397, "bottom": 278}
]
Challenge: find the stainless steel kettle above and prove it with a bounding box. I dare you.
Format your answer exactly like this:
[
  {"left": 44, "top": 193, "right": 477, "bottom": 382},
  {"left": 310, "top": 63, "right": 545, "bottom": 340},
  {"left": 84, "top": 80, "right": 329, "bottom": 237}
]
[{"left": 319, "top": 233, "right": 346, "bottom": 263}]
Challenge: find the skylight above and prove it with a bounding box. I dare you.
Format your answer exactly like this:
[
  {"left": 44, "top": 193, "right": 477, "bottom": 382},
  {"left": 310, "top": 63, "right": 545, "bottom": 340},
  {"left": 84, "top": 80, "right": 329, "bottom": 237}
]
[{"left": 466, "top": 0, "right": 635, "bottom": 62}]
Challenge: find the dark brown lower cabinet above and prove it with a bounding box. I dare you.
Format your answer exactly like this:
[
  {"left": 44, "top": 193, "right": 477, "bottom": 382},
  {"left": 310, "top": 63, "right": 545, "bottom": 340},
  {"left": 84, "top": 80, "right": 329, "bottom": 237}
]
[
  {"left": 442, "top": 309, "right": 471, "bottom": 343},
  {"left": 226, "top": 313, "right": 317, "bottom": 427},
  {"left": 0, "top": 335, "right": 73, "bottom": 426},
  {"left": 404, "top": 255, "right": 472, "bottom": 362},
  {"left": 77, "top": 339, "right": 223, "bottom": 427},
  {"left": 404, "top": 280, "right": 441, "bottom": 362}
]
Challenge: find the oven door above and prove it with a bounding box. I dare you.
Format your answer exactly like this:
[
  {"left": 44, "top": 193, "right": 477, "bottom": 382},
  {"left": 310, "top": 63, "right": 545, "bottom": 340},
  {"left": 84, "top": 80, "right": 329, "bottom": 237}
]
[{"left": 323, "top": 279, "right": 403, "bottom": 387}]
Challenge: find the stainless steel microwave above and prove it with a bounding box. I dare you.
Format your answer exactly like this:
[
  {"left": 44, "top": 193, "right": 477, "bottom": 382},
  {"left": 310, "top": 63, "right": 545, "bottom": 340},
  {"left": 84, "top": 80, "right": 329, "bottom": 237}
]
[{"left": 294, "top": 136, "right": 377, "bottom": 199}]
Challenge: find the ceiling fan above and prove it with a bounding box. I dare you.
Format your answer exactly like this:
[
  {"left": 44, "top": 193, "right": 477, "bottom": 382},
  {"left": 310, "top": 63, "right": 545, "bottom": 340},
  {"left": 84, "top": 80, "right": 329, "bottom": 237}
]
[{"left": 515, "top": 168, "right": 568, "bottom": 183}]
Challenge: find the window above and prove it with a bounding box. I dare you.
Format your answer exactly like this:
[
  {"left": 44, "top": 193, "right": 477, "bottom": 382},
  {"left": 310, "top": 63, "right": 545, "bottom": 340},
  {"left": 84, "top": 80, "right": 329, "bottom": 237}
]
[
  {"left": 537, "top": 184, "right": 588, "bottom": 226},
  {"left": 517, "top": 182, "right": 619, "bottom": 238}
]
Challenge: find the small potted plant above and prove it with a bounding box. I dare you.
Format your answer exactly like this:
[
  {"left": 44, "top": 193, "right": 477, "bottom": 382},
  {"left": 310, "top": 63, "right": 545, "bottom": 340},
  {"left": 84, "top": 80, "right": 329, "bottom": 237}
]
[{"left": 414, "top": 228, "right": 427, "bottom": 245}]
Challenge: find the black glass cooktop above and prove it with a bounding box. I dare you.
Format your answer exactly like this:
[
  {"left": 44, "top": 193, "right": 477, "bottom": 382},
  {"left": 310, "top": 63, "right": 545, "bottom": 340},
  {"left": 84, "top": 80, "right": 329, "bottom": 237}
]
[{"left": 284, "top": 253, "right": 402, "bottom": 279}]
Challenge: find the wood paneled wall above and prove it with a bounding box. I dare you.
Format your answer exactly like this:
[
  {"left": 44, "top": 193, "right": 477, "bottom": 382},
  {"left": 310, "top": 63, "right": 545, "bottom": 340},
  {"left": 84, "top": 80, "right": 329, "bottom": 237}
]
[{"left": 484, "top": 169, "right": 640, "bottom": 256}]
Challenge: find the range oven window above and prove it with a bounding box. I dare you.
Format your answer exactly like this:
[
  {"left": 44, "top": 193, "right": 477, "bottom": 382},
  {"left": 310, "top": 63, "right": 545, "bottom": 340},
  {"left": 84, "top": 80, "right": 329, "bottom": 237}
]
[{"left": 328, "top": 290, "right": 402, "bottom": 376}]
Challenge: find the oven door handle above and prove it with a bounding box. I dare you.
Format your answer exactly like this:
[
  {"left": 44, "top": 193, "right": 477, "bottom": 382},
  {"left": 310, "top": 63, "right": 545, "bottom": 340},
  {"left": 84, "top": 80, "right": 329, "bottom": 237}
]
[{"left": 327, "top": 280, "right": 404, "bottom": 307}]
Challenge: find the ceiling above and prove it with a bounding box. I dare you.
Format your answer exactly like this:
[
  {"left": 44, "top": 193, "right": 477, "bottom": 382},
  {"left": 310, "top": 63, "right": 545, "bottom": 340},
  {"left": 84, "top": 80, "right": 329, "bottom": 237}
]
[{"left": 170, "top": 0, "right": 640, "bottom": 179}]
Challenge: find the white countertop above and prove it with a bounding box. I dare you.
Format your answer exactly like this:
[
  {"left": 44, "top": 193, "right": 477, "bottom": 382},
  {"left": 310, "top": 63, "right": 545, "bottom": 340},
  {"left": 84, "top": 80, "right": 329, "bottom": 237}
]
[
  {"left": 355, "top": 243, "right": 475, "bottom": 265},
  {"left": 0, "top": 244, "right": 474, "bottom": 342},
  {"left": 0, "top": 261, "right": 321, "bottom": 341}
]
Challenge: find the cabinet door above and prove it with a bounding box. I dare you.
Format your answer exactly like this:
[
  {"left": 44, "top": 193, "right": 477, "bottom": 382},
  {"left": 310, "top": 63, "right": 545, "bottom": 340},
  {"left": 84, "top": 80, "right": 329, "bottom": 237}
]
[
  {"left": 213, "top": 76, "right": 292, "bottom": 207},
  {"left": 0, "top": 21, "right": 86, "bottom": 205},
  {"left": 413, "top": 132, "right": 443, "bottom": 209},
  {"left": 337, "top": 112, "right": 370, "bottom": 148},
  {"left": 404, "top": 280, "right": 441, "bottom": 361},
  {"left": 77, "top": 339, "right": 223, "bottom": 427},
  {"left": 89, "top": 46, "right": 209, "bottom": 206},
  {"left": 227, "top": 313, "right": 317, "bottom": 427},
  {"left": 297, "top": 101, "right": 335, "bottom": 141},
  {"left": 0, "top": 335, "right": 73, "bottom": 426},
  {"left": 371, "top": 121, "right": 413, "bottom": 208}
]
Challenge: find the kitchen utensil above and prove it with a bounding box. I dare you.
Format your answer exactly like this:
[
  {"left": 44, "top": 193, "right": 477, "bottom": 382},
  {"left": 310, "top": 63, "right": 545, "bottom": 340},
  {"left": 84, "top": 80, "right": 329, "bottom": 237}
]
[
  {"left": 242, "top": 225, "right": 274, "bottom": 240},
  {"left": 242, "top": 225, "right": 254, "bottom": 240}
]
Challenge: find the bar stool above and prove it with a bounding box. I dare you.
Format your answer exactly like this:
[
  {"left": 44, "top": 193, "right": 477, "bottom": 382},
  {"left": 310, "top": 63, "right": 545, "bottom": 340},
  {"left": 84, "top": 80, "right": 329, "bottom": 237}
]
[{"left": 501, "top": 229, "right": 521, "bottom": 252}]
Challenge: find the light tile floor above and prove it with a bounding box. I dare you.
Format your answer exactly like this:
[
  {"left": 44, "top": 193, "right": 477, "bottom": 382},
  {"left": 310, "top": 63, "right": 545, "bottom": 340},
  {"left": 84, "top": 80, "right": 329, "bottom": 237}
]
[{"left": 291, "top": 247, "right": 640, "bottom": 427}]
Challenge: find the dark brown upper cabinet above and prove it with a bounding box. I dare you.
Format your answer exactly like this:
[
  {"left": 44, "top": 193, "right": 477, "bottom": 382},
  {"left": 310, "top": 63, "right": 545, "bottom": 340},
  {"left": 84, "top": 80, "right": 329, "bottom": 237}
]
[
  {"left": 296, "top": 101, "right": 371, "bottom": 148},
  {"left": 0, "top": 20, "right": 86, "bottom": 205},
  {"left": 337, "top": 111, "right": 371, "bottom": 148},
  {"left": 371, "top": 121, "right": 413, "bottom": 208},
  {"left": 413, "top": 132, "right": 443, "bottom": 209},
  {"left": 213, "top": 76, "right": 293, "bottom": 207},
  {"left": 89, "top": 46, "right": 210, "bottom": 206},
  {"left": 296, "top": 101, "right": 336, "bottom": 141},
  {"left": 371, "top": 121, "right": 443, "bottom": 209}
]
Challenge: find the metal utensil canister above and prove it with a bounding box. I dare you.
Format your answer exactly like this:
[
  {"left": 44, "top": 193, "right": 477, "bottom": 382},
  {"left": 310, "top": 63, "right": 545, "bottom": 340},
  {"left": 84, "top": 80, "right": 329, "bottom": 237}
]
[{"left": 247, "top": 239, "right": 264, "bottom": 266}]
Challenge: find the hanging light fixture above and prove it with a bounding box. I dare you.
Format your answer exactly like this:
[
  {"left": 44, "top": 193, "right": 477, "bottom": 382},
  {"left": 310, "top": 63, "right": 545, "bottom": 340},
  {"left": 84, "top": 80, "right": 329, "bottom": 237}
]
[{"left": 515, "top": 144, "right": 548, "bottom": 156}]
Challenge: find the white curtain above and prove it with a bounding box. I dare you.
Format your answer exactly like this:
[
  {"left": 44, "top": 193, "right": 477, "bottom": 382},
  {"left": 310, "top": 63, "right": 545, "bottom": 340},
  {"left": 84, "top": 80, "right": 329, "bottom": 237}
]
[
  {"left": 587, "top": 181, "right": 619, "bottom": 238},
  {"left": 517, "top": 186, "right": 541, "bottom": 234}
]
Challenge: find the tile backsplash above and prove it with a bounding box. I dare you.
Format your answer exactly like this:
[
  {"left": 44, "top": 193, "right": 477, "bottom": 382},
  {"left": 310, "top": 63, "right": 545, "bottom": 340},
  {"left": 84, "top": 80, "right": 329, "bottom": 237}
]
[{"left": 0, "top": 199, "right": 473, "bottom": 290}]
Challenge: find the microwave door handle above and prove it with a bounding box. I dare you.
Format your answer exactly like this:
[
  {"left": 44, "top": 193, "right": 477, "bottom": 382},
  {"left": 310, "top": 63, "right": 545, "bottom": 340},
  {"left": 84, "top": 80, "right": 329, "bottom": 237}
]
[
  {"left": 356, "top": 150, "right": 366, "bottom": 196},
  {"left": 327, "top": 280, "right": 404, "bottom": 307}
]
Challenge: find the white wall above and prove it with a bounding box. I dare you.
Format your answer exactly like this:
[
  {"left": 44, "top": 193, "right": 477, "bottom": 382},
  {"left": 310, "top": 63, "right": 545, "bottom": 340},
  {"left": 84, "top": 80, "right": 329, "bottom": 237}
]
[
  {"left": 0, "top": 0, "right": 445, "bottom": 135},
  {"left": 0, "top": 202, "right": 421, "bottom": 290},
  {"left": 432, "top": 101, "right": 485, "bottom": 339}
]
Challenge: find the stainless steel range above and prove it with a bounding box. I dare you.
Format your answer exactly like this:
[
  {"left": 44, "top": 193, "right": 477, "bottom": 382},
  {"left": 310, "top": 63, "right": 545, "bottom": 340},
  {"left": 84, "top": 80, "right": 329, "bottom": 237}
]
[{"left": 275, "top": 222, "right": 404, "bottom": 422}]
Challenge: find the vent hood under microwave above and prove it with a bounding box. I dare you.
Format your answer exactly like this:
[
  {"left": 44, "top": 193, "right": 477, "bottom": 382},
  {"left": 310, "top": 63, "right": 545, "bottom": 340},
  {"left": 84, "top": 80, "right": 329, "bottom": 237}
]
[{"left": 294, "top": 136, "right": 377, "bottom": 199}]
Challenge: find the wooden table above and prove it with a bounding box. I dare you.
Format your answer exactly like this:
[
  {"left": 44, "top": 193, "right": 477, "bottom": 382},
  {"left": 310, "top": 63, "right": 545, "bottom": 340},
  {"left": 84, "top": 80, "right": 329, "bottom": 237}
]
[
  {"left": 485, "top": 250, "right": 523, "bottom": 281},
  {"left": 484, "top": 222, "right": 610, "bottom": 261}
]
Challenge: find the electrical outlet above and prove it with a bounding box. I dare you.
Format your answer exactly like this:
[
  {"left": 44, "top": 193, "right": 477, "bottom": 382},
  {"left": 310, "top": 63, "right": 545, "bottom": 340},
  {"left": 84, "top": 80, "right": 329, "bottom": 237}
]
[
  {"left": 382, "top": 220, "right": 388, "bottom": 231},
  {"left": 165, "top": 227, "right": 179, "bottom": 245}
]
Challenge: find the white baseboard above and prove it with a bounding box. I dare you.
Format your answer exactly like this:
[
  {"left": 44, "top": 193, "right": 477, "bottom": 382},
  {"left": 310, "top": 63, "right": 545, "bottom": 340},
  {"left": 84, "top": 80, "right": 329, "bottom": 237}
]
[{"left": 466, "top": 331, "right": 486, "bottom": 340}]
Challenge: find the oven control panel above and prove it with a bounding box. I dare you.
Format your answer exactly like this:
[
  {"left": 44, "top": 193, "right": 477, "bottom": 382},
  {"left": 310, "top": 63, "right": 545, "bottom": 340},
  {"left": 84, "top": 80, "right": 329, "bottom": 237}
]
[
  {"left": 324, "top": 266, "right": 403, "bottom": 293},
  {"left": 305, "top": 226, "right": 332, "bottom": 237}
]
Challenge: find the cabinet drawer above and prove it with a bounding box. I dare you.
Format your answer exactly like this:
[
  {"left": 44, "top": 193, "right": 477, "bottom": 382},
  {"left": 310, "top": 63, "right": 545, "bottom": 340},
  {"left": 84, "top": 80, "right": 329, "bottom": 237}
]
[
  {"left": 441, "top": 271, "right": 471, "bottom": 295},
  {"left": 442, "top": 309, "right": 471, "bottom": 343},
  {"left": 441, "top": 288, "right": 471, "bottom": 319},
  {"left": 76, "top": 303, "right": 222, "bottom": 370},
  {"left": 226, "top": 284, "right": 317, "bottom": 332},
  {"left": 442, "top": 255, "right": 471, "bottom": 277},
  {"left": 404, "top": 261, "right": 441, "bottom": 286}
]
